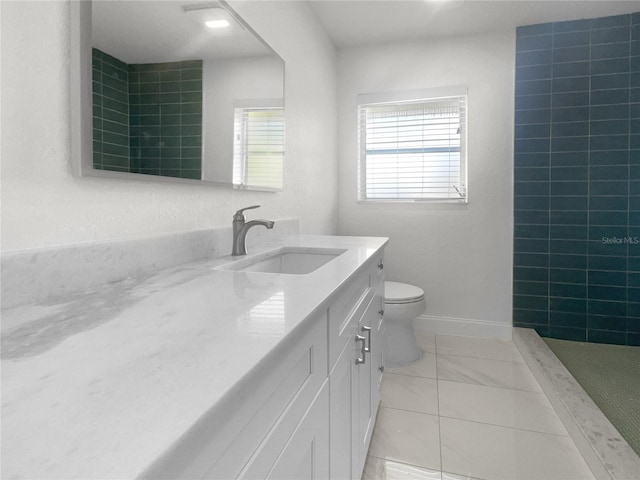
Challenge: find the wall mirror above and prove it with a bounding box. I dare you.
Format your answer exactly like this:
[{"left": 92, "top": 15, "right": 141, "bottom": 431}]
[{"left": 71, "top": 0, "right": 285, "bottom": 191}]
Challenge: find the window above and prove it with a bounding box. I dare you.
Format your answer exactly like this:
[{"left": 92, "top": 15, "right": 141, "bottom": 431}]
[
  {"left": 357, "top": 88, "right": 467, "bottom": 202},
  {"left": 233, "top": 106, "right": 284, "bottom": 190},
  {"left": 237, "top": 291, "right": 285, "bottom": 337}
]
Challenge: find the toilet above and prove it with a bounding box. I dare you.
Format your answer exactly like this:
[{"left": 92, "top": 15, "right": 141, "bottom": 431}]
[{"left": 383, "top": 281, "right": 426, "bottom": 367}]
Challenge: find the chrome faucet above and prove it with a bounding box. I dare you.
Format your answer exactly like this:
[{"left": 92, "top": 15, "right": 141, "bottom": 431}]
[{"left": 232, "top": 205, "right": 275, "bottom": 256}]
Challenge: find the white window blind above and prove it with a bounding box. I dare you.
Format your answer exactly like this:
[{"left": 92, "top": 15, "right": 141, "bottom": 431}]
[
  {"left": 233, "top": 107, "right": 284, "bottom": 190},
  {"left": 358, "top": 94, "right": 467, "bottom": 202}
]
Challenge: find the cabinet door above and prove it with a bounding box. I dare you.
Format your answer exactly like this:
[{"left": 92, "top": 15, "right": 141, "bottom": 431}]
[
  {"left": 239, "top": 383, "right": 329, "bottom": 480},
  {"left": 370, "top": 283, "right": 385, "bottom": 415},
  {"left": 354, "top": 300, "right": 377, "bottom": 476},
  {"left": 329, "top": 339, "right": 355, "bottom": 480}
]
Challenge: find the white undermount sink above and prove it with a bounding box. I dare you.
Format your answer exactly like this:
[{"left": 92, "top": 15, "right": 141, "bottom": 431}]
[{"left": 218, "top": 247, "right": 347, "bottom": 275}]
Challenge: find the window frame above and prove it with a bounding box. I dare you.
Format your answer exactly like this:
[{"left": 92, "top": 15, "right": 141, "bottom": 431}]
[
  {"left": 357, "top": 86, "right": 468, "bottom": 204},
  {"left": 232, "top": 99, "right": 284, "bottom": 191}
]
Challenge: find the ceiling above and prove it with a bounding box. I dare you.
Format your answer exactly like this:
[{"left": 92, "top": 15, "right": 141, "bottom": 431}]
[
  {"left": 92, "top": 1, "right": 273, "bottom": 64},
  {"left": 307, "top": 0, "right": 640, "bottom": 48},
  {"left": 92, "top": 1, "right": 639, "bottom": 63}
]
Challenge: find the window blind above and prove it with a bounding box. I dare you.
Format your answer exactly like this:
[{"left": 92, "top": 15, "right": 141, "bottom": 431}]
[
  {"left": 358, "top": 95, "right": 467, "bottom": 202},
  {"left": 233, "top": 107, "right": 284, "bottom": 190}
]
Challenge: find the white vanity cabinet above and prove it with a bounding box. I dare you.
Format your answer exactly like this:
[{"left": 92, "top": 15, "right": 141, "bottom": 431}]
[
  {"left": 229, "top": 251, "right": 385, "bottom": 480},
  {"left": 226, "top": 251, "right": 385, "bottom": 480},
  {"left": 329, "top": 254, "right": 385, "bottom": 480},
  {"left": 142, "top": 249, "right": 385, "bottom": 480}
]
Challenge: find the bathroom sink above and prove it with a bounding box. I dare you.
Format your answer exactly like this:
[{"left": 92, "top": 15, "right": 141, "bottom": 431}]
[{"left": 218, "top": 247, "right": 347, "bottom": 275}]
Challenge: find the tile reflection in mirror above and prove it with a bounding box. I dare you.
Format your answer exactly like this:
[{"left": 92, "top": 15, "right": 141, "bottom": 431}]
[{"left": 92, "top": 49, "right": 203, "bottom": 179}]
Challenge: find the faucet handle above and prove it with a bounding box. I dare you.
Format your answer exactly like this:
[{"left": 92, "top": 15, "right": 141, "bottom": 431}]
[{"left": 234, "top": 205, "right": 260, "bottom": 219}]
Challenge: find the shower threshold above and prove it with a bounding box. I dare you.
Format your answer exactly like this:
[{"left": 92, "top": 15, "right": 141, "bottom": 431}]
[
  {"left": 544, "top": 337, "right": 640, "bottom": 457},
  {"left": 513, "top": 328, "right": 640, "bottom": 480}
]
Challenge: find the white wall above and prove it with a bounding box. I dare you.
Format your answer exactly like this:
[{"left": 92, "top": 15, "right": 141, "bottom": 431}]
[
  {"left": 0, "top": 0, "right": 337, "bottom": 252},
  {"left": 337, "top": 33, "right": 515, "bottom": 331}
]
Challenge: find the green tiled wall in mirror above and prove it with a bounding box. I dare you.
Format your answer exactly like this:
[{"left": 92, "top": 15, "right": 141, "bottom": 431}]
[
  {"left": 92, "top": 48, "right": 202, "bottom": 180},
  {"left": 92, "top": 49, "right": 130, "bottom": 172}
]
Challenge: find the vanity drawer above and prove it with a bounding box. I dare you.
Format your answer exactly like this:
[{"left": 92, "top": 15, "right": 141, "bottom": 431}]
[{"left": 141, "top": 312, "right": 328, "bottom": 480}]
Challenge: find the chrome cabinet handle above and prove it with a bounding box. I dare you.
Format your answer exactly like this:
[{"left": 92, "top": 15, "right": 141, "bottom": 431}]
[
  {"left": 362, "top": 325, "right": 372, "bottom": 353},
  {"left": 378, "top": 260, "right": 384, "bottom": 270},
  {"left": 378, "top": 309, "right": 384, "bottom": 318},
  {"left": 379, "top": 365, "right": 385, "bottom": 373},
  {"left": 355, "top": 335, "right": 366, "bottom": 364}
]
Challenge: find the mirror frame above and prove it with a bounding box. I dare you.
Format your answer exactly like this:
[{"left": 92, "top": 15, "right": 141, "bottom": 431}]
[{"left": 70, "top": 0, "right": 285, "bottom": 191}]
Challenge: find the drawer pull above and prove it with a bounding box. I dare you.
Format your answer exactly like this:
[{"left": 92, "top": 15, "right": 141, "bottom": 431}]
[
  {"left": 378, "top": 260, "right": 384, "bottom": 270},
  {"left": 362, "top": 325, "right": 372, "bottom": 353},
  {"left": 379, "top": 365, "right": 385, "bottom": 373},
  {"left": 378, "top": 309, "right": 384, "bottom": 317},
  {"left": 355, "top": 335, "right": 366, "bottom": 365}
]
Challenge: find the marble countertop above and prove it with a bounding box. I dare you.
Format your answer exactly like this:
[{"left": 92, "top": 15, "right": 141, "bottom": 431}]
[{"left": 1, "top": 234, "right": 387, "bottom": 479}]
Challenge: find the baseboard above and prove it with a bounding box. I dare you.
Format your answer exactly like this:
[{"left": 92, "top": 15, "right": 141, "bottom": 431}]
[{"left": 413, "top": 314, "right": 512, "bottom": 340}]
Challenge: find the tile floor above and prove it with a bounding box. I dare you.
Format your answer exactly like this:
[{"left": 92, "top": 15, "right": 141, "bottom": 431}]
[{"left": 362, "top": 333, "right": 596, "bottom": 480}]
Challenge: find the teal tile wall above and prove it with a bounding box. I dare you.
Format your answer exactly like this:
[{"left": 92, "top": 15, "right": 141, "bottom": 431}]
[
  {"left": 92, "top": 49, "right": 130, "bottom": 172},
  {"left": 92, "top": 50, "right": 202, "bottom": 180},
  {"left": 513, "top": 12, "right": 640, "bottom": 346},
  {"left": 129, "top": 60, "right": 203, "bottom": 179}
]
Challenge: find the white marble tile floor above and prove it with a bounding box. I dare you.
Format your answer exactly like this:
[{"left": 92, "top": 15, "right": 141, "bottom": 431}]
[{"left": 362, "top": 333, "right": 596, "bottom": 480}]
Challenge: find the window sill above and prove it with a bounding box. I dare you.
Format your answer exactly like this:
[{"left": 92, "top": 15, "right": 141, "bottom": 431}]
[{"left": 357, "top": 198, "right": 468, "bottom": 205}]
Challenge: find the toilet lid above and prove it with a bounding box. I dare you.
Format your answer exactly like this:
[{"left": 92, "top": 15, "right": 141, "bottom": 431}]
[{"left": 385, "top": 281, "right": 425, "bottom": 304}]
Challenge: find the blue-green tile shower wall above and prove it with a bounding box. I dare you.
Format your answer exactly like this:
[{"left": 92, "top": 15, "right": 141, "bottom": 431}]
[
  {"left": 128, "top": 60, "right": 203, "bottom": 179},
  {"left": 513, "top": 12, "right": 640, "bottom": 346},
  {"left": 92, "top": 49, "right": 202, "bottom": 179},
  {"left": 92, "top": 49, "right": 130, "bottom": 172}
]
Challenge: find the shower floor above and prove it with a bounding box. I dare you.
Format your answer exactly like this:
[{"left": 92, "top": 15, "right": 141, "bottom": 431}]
[{"left": 543, "top": 338, "right": 640, "bottom": 457}]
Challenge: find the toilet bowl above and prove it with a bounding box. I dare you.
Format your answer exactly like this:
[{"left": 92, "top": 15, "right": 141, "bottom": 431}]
[{"left": 383, "top": 281, "right": 426, "bottom": 368}]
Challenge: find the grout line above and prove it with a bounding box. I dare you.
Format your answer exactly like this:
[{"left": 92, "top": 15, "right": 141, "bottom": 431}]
[
  {"left": 436, "top": 352, "right": 524, "bottom": 364},
  {"left": 436, "top": 377, "right": 552, "bottom": 396},
  {"left": 434, "top": 342, "right": 445, "bottom": 477},
  {"left": 384, "top": 373, "right": 437, "bottom": 381},
  {"left": 435, "top": 359, "right": 444, "bottom": 480},
  {"left": 435, "top": 351, "right": 526, "bottom": 364},
  {"left": 437, "top": 413, "right": 571, "bottom": 438},
  {"left": 383, "top": 371, "right": 436, "bottom": 380},
  {"left": 586, "top": 26, "right": 592, "bottom": 342},
  {"left": 433, "top": 375, "right": 542, "bottom": 394},
  {"left": 379, "top": 405, "right": 438, "bottom": 418},
  {"left": 548, "top": 28, "right": 554, "bottom": 338},
  {"left": 379, "top": 404, "right": 438, "bottom": 417}
]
